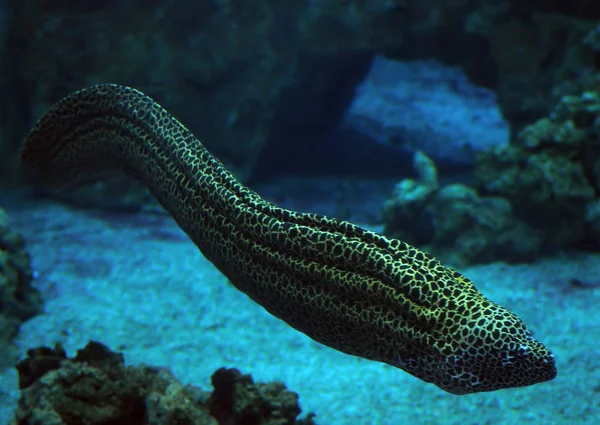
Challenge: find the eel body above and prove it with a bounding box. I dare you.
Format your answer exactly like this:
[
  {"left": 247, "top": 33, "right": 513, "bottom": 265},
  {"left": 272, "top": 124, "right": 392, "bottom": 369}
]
[{"left": 20, "top": 84, "right": 556, "bottom": 394}]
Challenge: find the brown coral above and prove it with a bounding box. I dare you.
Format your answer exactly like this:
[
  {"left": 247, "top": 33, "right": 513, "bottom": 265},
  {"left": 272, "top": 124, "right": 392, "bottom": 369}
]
[
  {"left": 11, "top": 341, "right": 316, "bottom": 425},
  {"left": 475, "top": 79, "right": 600, "bottom": 252},
  {"left": 382, "top": 152, "right": 543, "bottom": 265}
]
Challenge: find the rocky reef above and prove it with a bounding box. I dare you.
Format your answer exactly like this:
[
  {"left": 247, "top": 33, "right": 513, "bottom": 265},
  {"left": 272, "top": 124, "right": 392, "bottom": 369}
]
[
  {"left": 1, "top": 0, "right": 599, "bottom": 208},
  {"left": 382, "top": 151, "right": 542, "bottom": 265},
  {"left": 383, "top": 57, "right": 600, "bottom": 265},
  {"left": 0, "top": 208, "right": 42, "bottom": 369},
  {"left": 12, "top": 341, "right": 317, "bottom": 425},
  {"left": 342, "top": 55, "right": 510, "bottom": 167},
  {"left": 475, "top": 76, "right": 600, "bottom": 253}
]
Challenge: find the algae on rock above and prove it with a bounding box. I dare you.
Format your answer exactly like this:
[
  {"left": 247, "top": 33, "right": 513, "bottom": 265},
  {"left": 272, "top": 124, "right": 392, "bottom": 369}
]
[
  {"left": 475, "top": 81, "right": 600, "bottom": 252},
  {"left": 12, "top": 341, "right": 316, "bottom": 425},
  {"left": 384, "top": 73, "right": 600, "bottom": 265},
  {"left": 0, "top": 208, "right": 42, "bottom": 369},
  {"left": 383, "top": 152, "right": 542, "bottom": 265}
]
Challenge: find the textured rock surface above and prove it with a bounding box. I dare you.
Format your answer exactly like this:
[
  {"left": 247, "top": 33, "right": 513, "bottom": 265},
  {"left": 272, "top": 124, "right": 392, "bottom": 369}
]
[
  {"left": 11, "top": 341, "right": 316, "bottom": 425},
  {"left": 382, "top": 152, "right": 542, "bottom": 265},
  {"left": 469, "top": 5, "right": 600, "bottom": 131},
  {"left": 0, "top": 208, "right": 41, "bottom": 369},
  {"left": 2, "top": 0, "right": 600, "bottom": 208},
  {"left": 209, "top": 367, "right": 315, "bottom": 425},
  {"left": 384, "top": 66, "right": 600, "bottom": 264},
  {"left": 344, "top": 55, "right": 509, "bottom": 166},
  {"left": 3, "top": 0, "right": 304, "bottom": 189},
  {"left": 304, "top": 0, "right": 600, "bottom": 132},
  {"left": 475, "top": 77, "right": 600, "bottom": 252}
]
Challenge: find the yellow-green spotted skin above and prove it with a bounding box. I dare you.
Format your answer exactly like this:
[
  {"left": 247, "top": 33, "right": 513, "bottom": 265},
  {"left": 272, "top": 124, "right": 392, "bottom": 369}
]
[{"left": 20, "top": 84, "right": 556, "bottom": 395}]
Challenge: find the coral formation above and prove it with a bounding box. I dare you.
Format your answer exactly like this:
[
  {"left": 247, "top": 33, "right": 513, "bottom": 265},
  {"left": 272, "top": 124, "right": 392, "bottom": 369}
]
[
  {"left": 383, "top": 152, "right": 542, "bottom": 265},
  {"left": 0, "top": 207, "right": 41, "bottom": 369},
  {"left": 384, "top": 56, "right": 600, "bottom": 264},
  {"left": 475, "top": 78, "right": 600, "bottom": 252},
  {"left": 12, "top": 341, "right": 316, "bottom": 425}
]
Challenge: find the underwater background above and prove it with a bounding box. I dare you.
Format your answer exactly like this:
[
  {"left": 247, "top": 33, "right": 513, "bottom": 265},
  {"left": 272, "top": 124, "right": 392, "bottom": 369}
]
[{"left": 0, "top": 1, "right": 599, "bottom": 424}]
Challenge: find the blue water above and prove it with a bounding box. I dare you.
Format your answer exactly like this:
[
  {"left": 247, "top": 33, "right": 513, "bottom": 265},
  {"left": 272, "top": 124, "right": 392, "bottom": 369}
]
[{"left": 1, "top": 177, "right": 599, "bottom": 425}]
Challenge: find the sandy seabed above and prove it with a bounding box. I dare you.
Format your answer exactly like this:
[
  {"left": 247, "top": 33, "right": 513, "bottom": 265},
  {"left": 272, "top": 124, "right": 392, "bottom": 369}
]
[{"left": 0, "top": 195, "right": 598, "bottom": 425}]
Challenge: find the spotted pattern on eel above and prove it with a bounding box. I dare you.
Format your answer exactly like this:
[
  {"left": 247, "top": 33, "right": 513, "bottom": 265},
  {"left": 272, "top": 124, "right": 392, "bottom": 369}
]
[{"left": 20, "top": 84, "right": 556, "bottom": 395}]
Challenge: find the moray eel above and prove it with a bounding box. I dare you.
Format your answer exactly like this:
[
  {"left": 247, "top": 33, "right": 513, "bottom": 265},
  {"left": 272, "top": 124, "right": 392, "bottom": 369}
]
[{"left": 20, "top": 84, "right": 556, "bottom": 395}]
